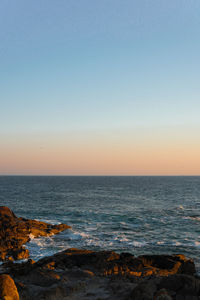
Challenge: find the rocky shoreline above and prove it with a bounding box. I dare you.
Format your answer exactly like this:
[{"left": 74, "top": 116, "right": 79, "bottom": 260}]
[
  {"left": 0, "top": 207, "right": 200, "bottom": 299},
  {"left": 0, "top": 206, "right": 71, "bottom": 261}
]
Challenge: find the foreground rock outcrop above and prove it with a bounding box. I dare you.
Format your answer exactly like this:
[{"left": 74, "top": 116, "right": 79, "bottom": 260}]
[
  {"left": 0, "top": 248, "right": 198, "bottom": 300},
  {"left": 0, "top": 206, "right": 71, "bottom": 261},
  {"left": 0, "top": 274, "right": 19, "bottom": 300},
  {"left": 0, "top": 207, "right": 199, "bottom": 299}
]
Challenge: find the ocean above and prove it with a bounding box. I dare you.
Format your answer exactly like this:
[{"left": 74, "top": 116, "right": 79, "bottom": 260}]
[{"left": 0, "top": 176, "right": 200, "bottom": 271}]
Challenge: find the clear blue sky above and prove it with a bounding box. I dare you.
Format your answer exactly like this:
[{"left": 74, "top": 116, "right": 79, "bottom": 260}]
[{"left": 0, "top": 0, "right": 200, "bottom": 175}]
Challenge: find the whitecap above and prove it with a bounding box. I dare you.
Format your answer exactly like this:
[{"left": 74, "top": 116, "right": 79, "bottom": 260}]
[
  {"left": 119, "top": 237, "right": 129, "bottom": 242},
  {"left": 34, "top": 219, "right": 61, "bottom": 225},
  {"left": 67, "top": 229, "right": 89, "bottom": 240},
  {"left": 157, "top": 241, "right": 164, "bottom": 245},
  {"left": 29, "top": 233, "right": 35, "bottom": 240},
  {"left": 184, "top": 216, "right": 200, "bottom": 221},
  {"left": 132, "top": 241, "right": 147, "bottom": 247},
  {"left": 194, "top": 241, "right": 200, "bottom": 247},
  {"left": 172, "top": 241, "right": 181, "bottom": 246}
]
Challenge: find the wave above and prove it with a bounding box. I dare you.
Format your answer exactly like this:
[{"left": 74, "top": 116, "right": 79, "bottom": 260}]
[
  {"left": 183, "top": 216, "right": 200, "bottom": 221},
  {"left": 132, "top": 241, "right": 147, "bottom": 247},
  {"left": 67, "top": 229, "right": 89, "bottom": 240},
  {"left": 178, "top": 205, "right": 184, "bottom": 210},
  {"left": 34, "top": 219, "right": 61, "bottom": 225}
]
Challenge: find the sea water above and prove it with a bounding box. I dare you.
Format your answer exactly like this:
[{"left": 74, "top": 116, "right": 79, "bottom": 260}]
[{"left": 0, "top": 176, "right": 200, "bottom": 271}]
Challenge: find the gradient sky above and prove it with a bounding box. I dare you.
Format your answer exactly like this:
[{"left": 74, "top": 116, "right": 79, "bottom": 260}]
[{"left": 1, "top": 0, "right": 200, "bottom": 175}]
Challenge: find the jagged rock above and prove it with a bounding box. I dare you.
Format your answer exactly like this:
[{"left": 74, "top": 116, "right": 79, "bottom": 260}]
[
  {"left": 33, "top": 248, "right": 195, "bottom": 277},
  {"left": 0, "top": 274, "right": 19, "bottom": 300},
  {"left": 138, "top": 254, "right": 196, "bottom": 276},
  {"left": 1, "top": 248, "right": 196, "bottom": 300},
  {"left": 0, "top": 206, "right": 71, "bottom": 261}
]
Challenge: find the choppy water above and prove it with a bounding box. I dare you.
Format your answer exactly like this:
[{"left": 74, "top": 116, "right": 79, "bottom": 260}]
[{"left": 0, "top": 176, "right": 200, "bottom": 271}]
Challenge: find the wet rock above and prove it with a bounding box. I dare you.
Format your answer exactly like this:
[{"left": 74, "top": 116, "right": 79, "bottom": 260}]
[
  {"left": 0, "top": 206, "right": 71, "bottom": 261},
  {"left": 0, "top": 274, "right": 19, "bottom": 300}
]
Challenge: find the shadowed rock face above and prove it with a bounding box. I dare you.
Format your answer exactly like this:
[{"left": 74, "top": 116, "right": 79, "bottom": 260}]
[
  {"left": 0, "top": 248, "right": 196, "bottom": 300},
  {"left": 0, "top": 206, "right": 71, "bottom": 261},
  {"left": 31, "top": 248, "right": 196, "bottom": 278}
]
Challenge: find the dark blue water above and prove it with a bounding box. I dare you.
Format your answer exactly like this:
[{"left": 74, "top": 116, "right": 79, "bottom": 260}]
[{"left": 0, "top": 176, "right": 200, "bottom": 270}]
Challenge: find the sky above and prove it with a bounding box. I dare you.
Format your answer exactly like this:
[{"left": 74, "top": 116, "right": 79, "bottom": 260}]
[{"left": 0, "top": 0, "right": 200, "bottom": 175}]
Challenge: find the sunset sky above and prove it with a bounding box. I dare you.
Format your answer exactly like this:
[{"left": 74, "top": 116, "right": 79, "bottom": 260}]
[{"left": 1, "top": 0, "right": 200, "bottom": 175}]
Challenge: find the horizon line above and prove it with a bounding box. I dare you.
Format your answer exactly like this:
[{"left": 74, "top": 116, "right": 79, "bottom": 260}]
[{"left": 0, "top": 174, "right": 200, "bottom": 177}]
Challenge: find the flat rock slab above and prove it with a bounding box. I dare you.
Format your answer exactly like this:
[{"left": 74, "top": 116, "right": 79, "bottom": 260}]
[{"left": 0, "top": 206, "right": 71, "bottom": 261}]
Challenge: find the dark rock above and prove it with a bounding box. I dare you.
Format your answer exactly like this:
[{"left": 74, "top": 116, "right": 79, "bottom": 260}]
[
  {"left": 129, "top": 279, "right": 157, "bottom": 300},
  {"left": 0, "top": 208, "right": 198, "bottom": 299},
  {"left": 3, "top": 248, "right": 196, "bottom": 299},
  {"left": 26, "top": 248, "right": 194, "bottom": 278},
  {"left": 154, "top": 289, "right": 173, "bottom": 299},
  {"left": 158, "top": 274, "right": 200, "bottom": 297},
  {"left": 12, "top": 247, "right": 29, "bottom": 260},
  {"left": 0, "top": 206, "right": 71, "bottom": 261},
  {"left": 138, "top": 254, "right": 196, "bottom": 276}
]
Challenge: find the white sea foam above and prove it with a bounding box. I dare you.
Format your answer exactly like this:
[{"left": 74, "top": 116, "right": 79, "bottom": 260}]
[
  {"left": 172, "top": 241, "right": 181, "bottom": 246},
  {"left": 132, "top": 241, "right": 147, "bottom": 247},
  {"left": 194, "top": 241, "right": 200, "bottom": 248},
  {"left": 119, "top": 237, "right": 129, "bottom": 242},
  {"left": 29, "top": 233, "right": 35, "bottom": 240},
  {"left": 34, "top": 219, "right": 61, "bottom": 225},
  {"left": 157, "top": 241, "right": 164, "bottom": 245},
  {"left": 184, "top": 216, "right": 200, "bottom": 221},
  {"left": 68, "top": 230, "right": 89, "bottom": 240}
]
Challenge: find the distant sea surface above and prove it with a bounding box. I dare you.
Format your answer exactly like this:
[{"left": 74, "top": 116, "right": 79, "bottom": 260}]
[{"left": 0, "top": 176, "right": 200, "bottom": 271}]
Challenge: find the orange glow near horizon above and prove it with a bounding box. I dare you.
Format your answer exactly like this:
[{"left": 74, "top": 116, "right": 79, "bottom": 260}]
[{"left": 0, "top": 128, "right": 200, "bottom": 175}]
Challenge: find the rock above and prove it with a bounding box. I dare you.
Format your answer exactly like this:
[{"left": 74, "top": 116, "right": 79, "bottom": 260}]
[
  {"left": 0, "top": 206, "right": 17, "bottom": 218},
  {"left": 128, "top": 273, "right": 200, "bottom": 300},
  {"left": 138, "top": 254, "right": 196, "bottom": 276},
  {"left": 12, "top": 247, "right": 29, "bottom": 260},
  {"left": 0, "top": 274, "right": 19, "bottom": 300},
  {"left": 158, "top": 274, "right": 200, "bottom": 297},
  {"left": 1, "top": 248, "right": 197, "bottom": 300},
  {"left": 0, "top": 208, "right": 198, "bottom": 299},
  {"left": 0, "top": 206, "right": 71, "bottom": 261},
  {"left": 129, "top": 279, "right": 157, "bottom": 300},
  {"left": 154, "top": 289, "right": 173, "bottom": 300},
  {"left": 9, "top": 248, "right": 193, "bottom": 279}
]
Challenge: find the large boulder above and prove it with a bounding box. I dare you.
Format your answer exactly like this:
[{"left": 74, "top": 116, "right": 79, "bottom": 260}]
[{"left": 0, "top": 274, "right": 19, "bottom": 300}]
